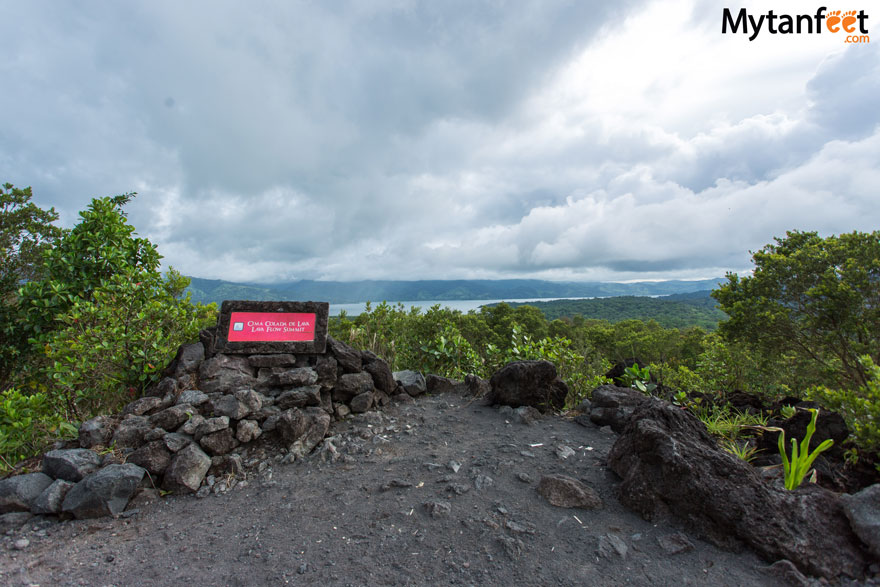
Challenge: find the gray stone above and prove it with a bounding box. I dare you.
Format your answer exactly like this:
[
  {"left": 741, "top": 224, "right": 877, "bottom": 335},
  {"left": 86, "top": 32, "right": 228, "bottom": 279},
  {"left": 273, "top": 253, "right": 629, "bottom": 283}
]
[
  {"left": 172, "top": 342, "right": 205, "bottom": 375},
  {"left": 198, "top": 353, "right": 257, "bottom": 394},
  {"left": 209, "top": 453, "right": 244, "bottom": 478},
  {"left": 393, "top": 370, "right": 427, "bottom": 397},
  {"left": 0, "top": 511, "right": 33, "bottom": 533},
  {"left": 210, "top": 394, "right": 251, "bottom": 420},
  {"left": 248, "top": 353, "right": 297, "bottom": 368},
  {"left": 489, "top": 361, "right": 568, "bottom": 413},
  {"left": 555, "top": 445, "right": 575, "bottom": 460},
  {"left": 464, "top": 374, "right": 491, "bottom": 397},
  {"left": 537, "top": 474, "right": 602, "bottom": 509},
  {"left": 31, "top": 479, "right": 75, "bottom": 515},
  {"left": 268, "top": 367, "right": 318, "bottom": 388},
  {"left": 760, "top": 560, "right": 811, "bottom": 587},
  {"left": 332, "top": 372, "right": 374, "bottom": 403},
  {"left": 41, "top": 449, "right": 102, "bottom": 482},
  {"left": 122, "top": 396, "right": 166, "bottom": 416},
  {"left": 143, "top": 427, "right": 166, "bottom": 442},
  {"left": 13, "top": 538, "right": 30, "bottom": 550},
  {"left": 607, "top": 398, "right": 867, "bottom": 579},
  {"left": 365, "top": 358, "right": 396, "bottom": 394},
  {"left": 149, "top": 404, "right": 196, "bottom": 431},
  {"left": 0, "top": 472, "right": 54, "bottom": 513},
  {"left": 656, "top": 532, "right": 695, "bottom": 555},
  {"left": 474, "top": 475, "right": 494, "bottom": 491},
  {"left": 261, "top": 412, "right": 282, "bottom": 432},
  {"left": 176, "top": 389, "right": 209, "bottom": 406},
  {"left": 424, "top": 500, "right": 452, "bottom": 518},
  {"left": 236, "top": 419, "right": 262, "bottom": 443},
  {"left": 180, "top": 413, "right": 206, "bottom": 435},
  {"left": 112, "top": 415, "right": 153, "bottom": 449},
  {"left": 314, "top": 355, "right": 338, "bottom": 389},
  {"left": 349, "top": 391, "right": 373, "bottom": 413},
  {"left": 199, "top": 428, "right": 239, "bottom": 456},
  {"left": 327, "top": 337, "right": 362, "bottom": 373},
  {"left": 163, "top": 443, "right": 212, "bottom": 493},
  {"left": 234, "top": 388, "right": 263, "bottom": 413},
  {"left": 277, "top": 407, "right": 331, "bottom": 458},
  {"left": 514, "top": 406, "right": 542, "bottom": 425},
  {"left": 127, "top": 440, "right": 172, "bottom": 476},
  {"left": 163, "top": 432, "right": 193, "bottom": 453},
  {"left": 78, "top": 415, "right": 115, "bottom": 448},
  {"left": 589, "top": 385, "right": 651, "bottom": 433},
  {"left": 194, "top": 416, "right": 230, "bottom": 440},
  {"left": 61, "top": 464, "right": 146, "bottom": 519},
  {"left": 597, "top": 534, "right": 628, "bottom": 559},
  {"left": 840, "top": 483, "right": 880, "bottom": 559},
  {"left": 336, "top": 403, "right": 351, "bottom": 418},
  {"left": 425, "top": 374, "right": 460, "bottom": 395},
  {"left": 277, "top": 385, "right": 322, "bottom": 409}
]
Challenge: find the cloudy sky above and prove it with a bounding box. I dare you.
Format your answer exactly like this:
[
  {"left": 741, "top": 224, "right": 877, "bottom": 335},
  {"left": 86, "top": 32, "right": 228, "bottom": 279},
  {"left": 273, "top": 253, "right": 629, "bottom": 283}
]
[{"left": 2, "top": 0, "right": 877, "bottom": 284}]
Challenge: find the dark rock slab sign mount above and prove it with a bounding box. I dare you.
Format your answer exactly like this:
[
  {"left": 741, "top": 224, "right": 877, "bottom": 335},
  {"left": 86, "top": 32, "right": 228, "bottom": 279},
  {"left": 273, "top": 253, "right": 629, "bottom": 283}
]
[{"left": 216, "top": 300, "right": 329, "bottom": 355}]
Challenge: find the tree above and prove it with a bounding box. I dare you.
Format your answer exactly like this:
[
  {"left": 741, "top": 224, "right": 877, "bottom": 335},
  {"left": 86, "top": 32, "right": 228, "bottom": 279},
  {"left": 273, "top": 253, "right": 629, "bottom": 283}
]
[
  {"left": 0, "top": 183, "right": 64, "bottom": 385},
  {"left": 14, "top": 194, "right": 216, "bottom": 417},
  {"left": 713, "top": 230, "right": 880, "bottom": 389}
]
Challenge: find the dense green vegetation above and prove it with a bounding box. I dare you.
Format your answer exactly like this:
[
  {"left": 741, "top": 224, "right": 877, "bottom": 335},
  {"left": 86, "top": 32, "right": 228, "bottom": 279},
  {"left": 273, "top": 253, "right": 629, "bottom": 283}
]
[
  {"left": 1, "top": 186, "right": 216, "bottom": 470},
  {"left": 497, "top": 290, "right": 727, "bottom": 330},
  {"left": 186, "top": 276, "right": 723, "bottom": 305}
]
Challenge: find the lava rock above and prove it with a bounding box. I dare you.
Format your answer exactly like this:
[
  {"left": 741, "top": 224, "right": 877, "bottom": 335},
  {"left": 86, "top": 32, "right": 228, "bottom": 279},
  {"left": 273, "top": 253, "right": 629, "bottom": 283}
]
[
  {"left": 840, "top": 484, "right": 880, "bottom": 559},
  {"left": 210, "top": 394, "right": 251, "bottom": 420},
  {"left": 268, "top": 367, "right": 319, "bottom": 388},
  {"left": 349, "top": 391, "right": 373, "bottom": 413},
  {"left": 426, "top": 374, "right": 460, "bottom": 395},
  {"left": 589, "top": 385, "right": 651, "bottom": 433},
  {"left": 327, "top": 337, "right": 362, "bottom": 373},
  {"left": 365, "top": 358, "right": 396, "bottom": 394},
  {"left": 537, "top": 474, "right": 602, "bottom": 509},
  {"left": 61, "top": 463, "right": 146, "bottom": 519},
  {"left": 489, "top": 361, "right": 568, "bottom": 413},
  {"left": 199, "top": 428, "right": 239, "bottom": 456},
  {"left": 277, "top": 407, "right": 331, "bottom": 458},
  {"left": 236, "top": 419, "right": 262, "bottom": 443},
  {"left": 199, "top": 354, "right": 258, "bottom": 394},
  {"left": 41, "top": 448, "right": 102, "bottom": 482},
  {"left": 394, "top": 370, "right": 427, "bottom": 397},
  {"left": 127, "top": 440, "right": 173, "bottom": 476},
  {"left": 163, "top": 432, "right": 193, "bottom": 453},
  {"left": 112, "top": 415, "right": 153, "bottom": 449},
  {"left": 0, "top": 472, "right": 54, "bottom": 513},
  {"left": 332, "top": 372, "right": 374, "bottom": 403},
  {"left": 163, "top": 443, "right": 212, "bottom": 493},
  {"left": 194, "top": 416, "right": 230, "bottom": 440},
  {"left": 248, "top": 353, "right": 297, "bottom": 368},
  {"left": 78, "top": 415, "right": 115, "bottom": 448},
  {"left": 149, "top": 404, "right": 196, "bottom": 431},
  {"left": 122, "top": 396, "right": 167, "bottom": 417},
  {"left": 607, "top": 398, "right": 868, "bottom": 579},
  {"left": 277, "top": 385, "right": 322, "bottom": 409},
  {"left": 31, "top": 479, "right": 76, "bottom": 515},
  {"left": 176, "top": 389, "right": 209, "bottom": 406}
]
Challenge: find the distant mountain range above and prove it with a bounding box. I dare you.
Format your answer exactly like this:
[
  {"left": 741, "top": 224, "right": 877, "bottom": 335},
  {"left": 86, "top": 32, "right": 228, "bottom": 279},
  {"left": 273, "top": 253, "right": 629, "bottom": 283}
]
[{"left": 184, "top": 277, "right": 726, "bottom": 305}]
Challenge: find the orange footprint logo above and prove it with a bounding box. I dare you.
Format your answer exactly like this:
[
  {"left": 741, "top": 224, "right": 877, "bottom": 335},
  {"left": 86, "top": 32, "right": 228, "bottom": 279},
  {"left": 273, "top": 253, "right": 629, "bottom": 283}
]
[
  {"left": 826, "top": 10, "right": 842, "bottom": 32},
  {"left": 841, "top": 10, "right": 858, "bottom": 32}
]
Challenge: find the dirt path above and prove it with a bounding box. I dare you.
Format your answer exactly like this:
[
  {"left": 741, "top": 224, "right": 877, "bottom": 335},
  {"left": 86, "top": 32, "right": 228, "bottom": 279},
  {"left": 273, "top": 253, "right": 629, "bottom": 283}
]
[{"left": 1, "top": 392, "right": 780, "bottom": 586}]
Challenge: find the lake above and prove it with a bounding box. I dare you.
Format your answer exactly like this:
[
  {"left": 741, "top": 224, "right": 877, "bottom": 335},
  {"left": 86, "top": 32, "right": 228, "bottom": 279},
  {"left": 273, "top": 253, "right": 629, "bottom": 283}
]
[{"left": 329, "top": 297, "right": 597, "bottom": 316}]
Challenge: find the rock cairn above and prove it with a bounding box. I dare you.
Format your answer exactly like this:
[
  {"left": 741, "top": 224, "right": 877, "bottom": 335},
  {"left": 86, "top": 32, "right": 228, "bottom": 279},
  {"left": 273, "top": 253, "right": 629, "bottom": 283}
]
[{"left": 0, "top": 332, "right": 431, "bottom": 520}]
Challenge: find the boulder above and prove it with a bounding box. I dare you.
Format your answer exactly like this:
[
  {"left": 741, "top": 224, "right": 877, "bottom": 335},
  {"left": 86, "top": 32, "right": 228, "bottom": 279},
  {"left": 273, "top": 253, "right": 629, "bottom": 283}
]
[
  {"left": 364, "top": 358, "right": 396, "bottom": 394},
  {"left": 112, "top": 415, "right": 153, "bottom": 449},
  {"left": 78, "top": 415, "right": 115, "bottom": 448},
  {"left": 194, "top": 416, "right": 230, "bottom": 440},
  {"left": 464, "top": 374, "right": 490, "bottom": 397},
  {"left": 488, "top": 361, "right": 568, "bottom": 413},
  {"left": 276, "top": 385, "right": 322, "bottom": 409},
  {"left": 0, "top": 472, "right": 54, "bottom": 513},
  {"left": 840, "top": 484, "right": 880, "bottom": 559},
  {"left": 332, "top": 372, "right": 374, "bottom": 403},
  {"left": 149, "top": 404, "right": 196, "bottom": 431},
  {"left": 426, "top": 374, "right": 460, "bottom": 395},
  {"left": 198, "top": 354, "right": 257, "bottom": 394},
  {"left": 31, "top": 479, "right": 76, "bottom": 515},
  {"left": 276, "top": 407, "right": 331, "bottom": 458},
  {"left": 589, "top": 385, "right": 651, "bottom": 433},
  {"left": 607, "top": 399, "right": 868, "bottom": 579},
  {"left": 234, "top": 388, "right": 263, "bottom": 413},
  {"left": 127, "top": 440, "right": 172, "bottom": 476},
  {"left": 210, "top": 394, "right": 251, "bottom": 420},
  {"left": 41, "top": 449, "right": 102, "bottom": 482},
  {"left": 180, "top": 413, "right": 206, "bottom": 436},
  {"left": 0, "top": 511, "right": 34, "bottom": 533},
  {"left": 248, "top": 353, "right": 297, "bottom": 368},
  {"left": 209, "top": 454, "right": 244, "bottom": 478},
  {"left": 537, "top": 475, "right": 602, "bottom": 509},
  {"left": 267, "top": 367, "right": 318, "bottom": 388},
  {"left": 163, "top": 432, "right": 193, "bottom": 453},
  {"left": 199, "top": 428, "right": 239, "bottom": 456},
  {"left": 176, "top": 389, "right": 209, "bottom": 406},
  {"left": 349, "top": 391, "right": 373, "bottom": 413},
  {"left": 122, "top": 395, "right": 167, "bottom": 416},
  {"left": 394, "top": 370, "right": 427, "bottom": 397},
  {"left": 163, "top": 443, "right": 212, "bottom": 493},
  {"left": 61, "top": 464, "right": 146, "bottom": 519},
  {"left": 236, "top": 419, "right": 262, "bottom": 443},
  {"left": 170, "top": 342, "right": 205, "bottom": 376},
  {"left": 314, "top": 355, "right": 338, "bottom": 389},
  {"left": 327, "top": 337, "right": 362, "bottom": 374}
]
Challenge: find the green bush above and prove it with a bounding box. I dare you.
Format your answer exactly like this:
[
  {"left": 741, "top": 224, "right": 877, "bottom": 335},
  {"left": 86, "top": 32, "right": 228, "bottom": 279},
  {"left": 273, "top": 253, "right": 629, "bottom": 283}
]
[
  {"left": 809, "top": 356, "right": 880, "bottom": 466},
  {"left": 0, "top": 388, "right": 76, "bottom": 472}
]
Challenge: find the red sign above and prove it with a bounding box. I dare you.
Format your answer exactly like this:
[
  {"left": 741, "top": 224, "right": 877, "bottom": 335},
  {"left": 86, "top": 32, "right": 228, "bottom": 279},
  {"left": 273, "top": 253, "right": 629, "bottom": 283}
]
[{"left": 227, "top": 312, "right": 316, "bottom": 342}]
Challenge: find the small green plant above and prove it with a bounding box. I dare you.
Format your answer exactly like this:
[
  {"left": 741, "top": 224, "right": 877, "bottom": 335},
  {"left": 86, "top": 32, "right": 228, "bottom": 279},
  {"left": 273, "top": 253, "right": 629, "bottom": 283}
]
[
  {"left": 772, "top": 408, "right": 834, "bottom": 490},
  {"left": 698, "top": 405, "right": 768, "bottom": 442},
  {"left": 0, "top": 388, "right": 77, "bottom": 472},
  {"left": 780, "top": 405, "right": 796, "bottom": 419},
  {"left": 622, "top": 363, "right": 656, "bottom": 394},
  {"left": 721, "top": 439, "right": 762, "bottom": 463}
]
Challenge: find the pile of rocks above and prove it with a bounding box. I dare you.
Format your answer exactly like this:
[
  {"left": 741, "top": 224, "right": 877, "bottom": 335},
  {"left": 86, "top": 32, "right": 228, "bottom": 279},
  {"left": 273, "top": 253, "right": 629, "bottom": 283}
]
[{"left": 0, "top": 333, "right": 439, "bottom": 520}]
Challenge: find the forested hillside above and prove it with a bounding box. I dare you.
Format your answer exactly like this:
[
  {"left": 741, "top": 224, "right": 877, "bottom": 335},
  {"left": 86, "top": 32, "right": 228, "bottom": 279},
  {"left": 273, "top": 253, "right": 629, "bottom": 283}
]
[{"left": 498, "top": 290, "right": 727, "bottom": 330}]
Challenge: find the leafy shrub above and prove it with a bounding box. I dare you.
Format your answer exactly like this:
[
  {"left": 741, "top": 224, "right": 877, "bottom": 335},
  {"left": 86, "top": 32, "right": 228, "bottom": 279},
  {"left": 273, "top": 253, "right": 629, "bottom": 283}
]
[
  {"left": 0, "top": 388, "right": 76, "bottom": 472},
  {"left": 808, "top": 356, "right": 880, "bottom": 465},
  {"left": 419, "top": 324, "right": 483, "bottom": 379}
]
